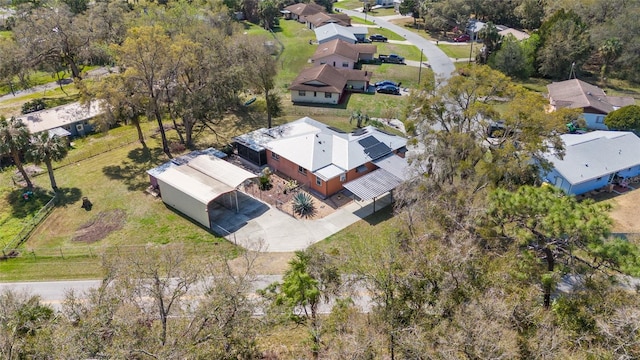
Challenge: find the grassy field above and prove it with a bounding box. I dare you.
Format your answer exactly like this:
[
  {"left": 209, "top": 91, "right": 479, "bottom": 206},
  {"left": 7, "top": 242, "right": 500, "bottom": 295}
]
[
  {"left": 375, "top": 42, "right": 424, "bottom": 61},
  {"left": 0, "top": 121, "right": 240, "bottom": 281},
  {"left": 0, "top": 30, "right": 11, "bottom": 39},
  {"left": 369, "top": 27, "right": 405, "bottom": 41},
  {"left": 0, "top": 85, "right": 81, "bottom": 117},
  {"left": 437, "top": 43, "right": 474, "bottom": 60},
  {"left": 273, "top": 20, "right": 318, "bottom": 90}
]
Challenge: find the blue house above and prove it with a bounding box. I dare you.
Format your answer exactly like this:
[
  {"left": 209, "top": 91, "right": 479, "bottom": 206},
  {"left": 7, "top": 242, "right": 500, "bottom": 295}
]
[
  {"left": 542, "top": 131, "right": 640, "bottom": 195},
  {"left": 547, "top": 79, "right": 635, "bottom": 130}
]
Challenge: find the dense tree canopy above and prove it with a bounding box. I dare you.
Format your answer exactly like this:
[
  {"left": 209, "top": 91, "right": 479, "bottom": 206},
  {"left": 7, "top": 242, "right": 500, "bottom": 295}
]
[{"left": 605, "top": 105, "right": 640, "bottom": 133}]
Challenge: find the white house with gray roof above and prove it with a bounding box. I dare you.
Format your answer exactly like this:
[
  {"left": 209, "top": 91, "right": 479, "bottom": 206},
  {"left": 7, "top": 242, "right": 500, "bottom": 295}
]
[
  {"left": 234, "top": 117, "right": 408, "bottom": 200},
  {"left": 16, "top": 101, "right": 104, "bottom": 138},
  {"left": 314, "top": 23, "right": 358, "bottom": 44},
  {"left": 542, "top": 131, "right": 640, "bottom": 195}
]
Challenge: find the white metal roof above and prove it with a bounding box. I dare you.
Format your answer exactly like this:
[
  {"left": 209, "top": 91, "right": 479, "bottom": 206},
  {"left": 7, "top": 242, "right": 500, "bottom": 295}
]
[
  {"left": 543, "top": 131, "right": 640, "bottom": 185},
  {"left": 17, "top": 101, "right": 104, "bottom": 134},
  {"left": 314, "top": 164, "right": 345, "bottom": 181},
  {"left": 342, "top": 169, "right": 404, "bottom": 200},
  {"left": 151, "top": 153, "right": 257, "bottom": 205},
  {"left": 235, "top": 117, "right": 407, "bottom": 177},
  {"left": 373, "top": 154, "right": 409, "bottom": 180}
]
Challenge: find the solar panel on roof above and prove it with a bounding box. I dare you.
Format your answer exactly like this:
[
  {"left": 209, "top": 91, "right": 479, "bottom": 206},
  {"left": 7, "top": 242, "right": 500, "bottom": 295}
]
[
  {"left": 365, "top": 142, "right": 392, "bottom": 160},
  {"left": 358, "top": 135, "right": 379, "bottom": 148}
]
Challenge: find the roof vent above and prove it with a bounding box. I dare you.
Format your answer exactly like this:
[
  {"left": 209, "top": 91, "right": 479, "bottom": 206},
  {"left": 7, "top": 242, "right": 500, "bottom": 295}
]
[{"left": 585, "top": 163, "right": 589, "bottom": 167}]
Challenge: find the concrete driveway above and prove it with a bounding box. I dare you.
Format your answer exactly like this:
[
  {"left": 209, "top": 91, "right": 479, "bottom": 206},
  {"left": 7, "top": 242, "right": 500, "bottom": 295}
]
[{"left": 223, "top": 193, "right": 393, "bottom": 252}]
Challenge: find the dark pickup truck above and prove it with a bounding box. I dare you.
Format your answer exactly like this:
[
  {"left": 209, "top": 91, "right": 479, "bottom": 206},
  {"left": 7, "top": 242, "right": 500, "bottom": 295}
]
[{"left": 378, "top": 54, "right": 405, "bottom": 64}]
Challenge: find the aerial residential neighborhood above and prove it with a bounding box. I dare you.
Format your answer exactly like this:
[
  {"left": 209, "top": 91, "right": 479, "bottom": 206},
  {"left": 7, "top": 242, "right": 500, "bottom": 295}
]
[{"left": 1, "top": 0, "right": 640, "bottom": 358}]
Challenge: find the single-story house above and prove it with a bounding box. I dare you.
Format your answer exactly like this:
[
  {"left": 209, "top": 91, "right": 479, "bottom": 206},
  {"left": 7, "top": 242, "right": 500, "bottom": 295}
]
[
  {"left": 315, "top": 23, "right": 357, "bottom": 44},
  {"left": 466, "top": 20, "right": 485, "bottom": 41},
  {"left": 282, "top": 2, "right": 325, "bottom": 22},
  {"left": 147, "top": 148, "right": 258, "bottom": 229},
  {"left": 17, "top": 101, "right": 103, "bottom": 138},
  {"left": 233, "top": 117, "right": 409, "bottom": 200},
  {"left": 311, "top": 39, "right": 377, "bottom": 69},
  {"left": 306, "top": 12, "right": 351, "bottom": 29},
  {"left": 497, "top": 27, "right": 530, "bottom": 41},
  {"left": 547, "top": 79, "right": 635, "bottom": 130},
  {"left": 374, "top": 0, "right": 395, "bottom": 7},
  {"left": 289, "top": 64, "right": 372, "bottom": 104},
  {"left": 541, "top": 131, "right": 640, "bottom": 195}
]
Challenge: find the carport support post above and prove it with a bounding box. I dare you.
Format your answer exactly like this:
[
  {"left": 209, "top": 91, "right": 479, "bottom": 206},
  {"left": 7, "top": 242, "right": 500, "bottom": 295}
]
[
  {"left": 373, "top": 197, "right": 376, "bottom": 212},
  {"left": 235, "top": 191, "right": 239, "bottom": 213}
]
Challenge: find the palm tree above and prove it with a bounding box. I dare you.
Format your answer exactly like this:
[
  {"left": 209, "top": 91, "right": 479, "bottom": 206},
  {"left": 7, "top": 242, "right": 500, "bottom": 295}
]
[
  {"left": 0, "top": 116, "right": 33, "bottom": 189},
  {"left": 599, "top": 38, "right": 622, "bottom": 86},
  {"left": 27, "top": 132, "right": 69, "bottom": 191}
]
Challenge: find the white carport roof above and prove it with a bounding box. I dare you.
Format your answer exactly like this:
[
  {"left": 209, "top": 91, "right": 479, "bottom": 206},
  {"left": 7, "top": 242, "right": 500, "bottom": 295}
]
[
  {"left": 154, "top": 155, "right": 257, "bottom": 204},
  {"left": 342, "top": 154, "right": 408, "bottom": 200}
]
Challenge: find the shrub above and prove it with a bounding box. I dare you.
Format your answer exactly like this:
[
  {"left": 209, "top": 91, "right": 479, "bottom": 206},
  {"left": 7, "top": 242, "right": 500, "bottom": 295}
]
[
  {"left": 21, "top": 99, "right": 46, "bottom": 114},
  {"left": 292, "top": 192, "right": 315, "bottom": 217},
  {"left": 259, "top": 167, "right": 272, "bottom": 191}
]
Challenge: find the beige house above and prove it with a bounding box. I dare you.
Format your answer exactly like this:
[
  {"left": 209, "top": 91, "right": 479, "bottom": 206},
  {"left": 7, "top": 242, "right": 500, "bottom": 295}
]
[
  {"left": 282, "top": 3, "right": 325, "bottom": 23},
  {"left": 311, "top": 39, "right": 377, "bottom": 69},
  {"left": 306, "top": 12, "right": 351, "bottom": 29},
  {"left": 289, "top": 64, "right": 372, "bottom": 104}
]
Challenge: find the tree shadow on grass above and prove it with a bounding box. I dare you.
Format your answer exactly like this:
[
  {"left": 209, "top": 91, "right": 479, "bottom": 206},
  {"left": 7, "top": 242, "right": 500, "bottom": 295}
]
[
  {"left": 54, "top": 187, "right": 83, "bottom": 207},
  {"left": 102, "top": 147, "right": 164, "bottom": 192},
  {"left": 5, "top": 187, "right": 53, "bottom": 219},
  {"left": 127, "top": 146, "right": 164, "bottom": 164}
]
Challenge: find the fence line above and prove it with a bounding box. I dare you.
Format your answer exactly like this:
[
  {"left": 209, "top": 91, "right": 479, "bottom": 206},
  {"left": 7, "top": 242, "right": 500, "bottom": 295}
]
[
  {"left": 1, "top": 242, "right": 229, "bottom": 261},
  {"left": 3, "top": 195, "right": 57, "bottom": 252}
]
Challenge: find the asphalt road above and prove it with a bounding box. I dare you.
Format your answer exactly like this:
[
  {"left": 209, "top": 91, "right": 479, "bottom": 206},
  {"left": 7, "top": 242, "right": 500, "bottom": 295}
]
[
  {"left": 337, "top": 9, "right": 456, "bottom": 81},
  {"left": 0, "top": 276, "right": 374, "bottom": 313}
]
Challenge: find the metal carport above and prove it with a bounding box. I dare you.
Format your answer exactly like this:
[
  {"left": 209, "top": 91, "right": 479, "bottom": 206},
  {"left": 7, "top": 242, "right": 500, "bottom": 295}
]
[
  {"left": 154, "top": 155, "right": 257, "bottom": 229},
  {"left": 342, "top": 154, "right": 409, "bottom": 211}
]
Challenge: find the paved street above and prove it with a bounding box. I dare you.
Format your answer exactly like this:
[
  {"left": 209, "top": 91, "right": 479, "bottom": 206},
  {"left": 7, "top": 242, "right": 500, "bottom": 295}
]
[{"left": 337, "top": 9, "right": 456, "bottom": 81}]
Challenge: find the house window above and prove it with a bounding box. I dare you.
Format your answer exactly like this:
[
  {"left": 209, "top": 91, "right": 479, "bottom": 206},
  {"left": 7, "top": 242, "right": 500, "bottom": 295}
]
[
  {"left": 271, "top": 152, "right": 280, "bottom": 160},
  {"left": 298, "top": 166, "right": 307, "bottom": 175},
  {"left": 596, "top": 116, "right": 605, "bottom": 124},
  {"left": 342, "top": 62, "right": 349, "bottom": 67},
  {"left": 340, "top": 173, "right": 346, "bottom": 182},
  {"left": 325, "top": 92, "right": 332, "bottom": 98},
  {"left": 316, "top": 176, "right": 322, "bottom": 186},
  {"left": 320, "top": 62, "right": 326, "bottom": 65},
  {"left": 314, "top": 91, "right": 317, "bottom": 97},
  {"left": 299, "top": 90, "right": 306, "bottom": 96},
  {"left": 356, "top": 164, "right": 368, "bottom": 173}
]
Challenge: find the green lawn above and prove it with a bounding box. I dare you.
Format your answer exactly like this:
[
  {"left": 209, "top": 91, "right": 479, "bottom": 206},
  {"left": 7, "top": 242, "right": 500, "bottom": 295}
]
[
  {"left": 0, "top": 185, "right": 53, "bottom": 248},
  {"left": 0, "top": 30, "right": 11, "bottom": 39},
  {"left": 438, "top": 43, "right": 475, "bottom": 60},
  {"left": 375, "top": 42, "right": 424, "bottom": 61},
  {"left": 349, "top": 16, "right": 375, "bottom": 25},
  {"left": 312, "top": 206, "right": 398, "bottom": 254},
  {"left": 369, "top": 27, "right": 405, "bottom": 41},
  {"left": 273, "top": 20, "right": 318, "bottom": 90}
]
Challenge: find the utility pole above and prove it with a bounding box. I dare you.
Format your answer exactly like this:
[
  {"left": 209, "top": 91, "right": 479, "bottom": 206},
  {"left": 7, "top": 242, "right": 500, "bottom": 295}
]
[{"left": 418, "top": 48, "right": 423, "bottom": 84}]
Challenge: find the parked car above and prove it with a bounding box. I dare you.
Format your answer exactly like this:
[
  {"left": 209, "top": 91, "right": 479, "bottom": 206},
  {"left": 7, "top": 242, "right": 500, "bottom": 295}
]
[
  {"left": 375, "top": 80, "right": 399, "bottom": 88},
  {"left": 453, "top": 34, "right": 470, "bottom": 42},
  {"left": 378, "top": 54, "right": 405, "bottom": 64},
  {"left": 357, "top": 38, "right": 372, "bottom": 43},
  {"left": 369, "top": 34, "right": 388, "bottom": 42},
  {"left": 376, "top": 85, "right": 400, "bottom": 95}
]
